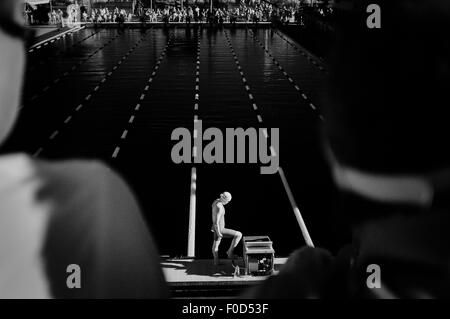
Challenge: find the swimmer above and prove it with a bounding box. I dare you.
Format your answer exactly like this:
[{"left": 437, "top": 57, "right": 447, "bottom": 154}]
[{"left": 211, "top": 192, "right": 242, "bottom": 266}]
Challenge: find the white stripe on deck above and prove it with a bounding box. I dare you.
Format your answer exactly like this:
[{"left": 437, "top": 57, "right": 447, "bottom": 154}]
[
  {"left": 187, "top": 167, "right": 197, "bottom": 257},
  {"left": 278, "top": 167, "right": 314, "bottom": 248}
]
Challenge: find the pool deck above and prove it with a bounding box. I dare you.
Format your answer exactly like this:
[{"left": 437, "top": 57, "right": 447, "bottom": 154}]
[
  {"left": 161, "top": 257, "right": 288, "bottom": 297},
  {"left": 162, "top": 257, "right": 287, "bottom": 286}
]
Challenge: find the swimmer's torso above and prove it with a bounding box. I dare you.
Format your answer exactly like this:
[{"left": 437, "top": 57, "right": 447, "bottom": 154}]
[{"left": 211, "top": 199, "right": 225, "bottom": 231}]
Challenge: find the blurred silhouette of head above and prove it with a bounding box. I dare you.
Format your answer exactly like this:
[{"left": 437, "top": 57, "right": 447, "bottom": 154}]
[
  {"left": 0, "top": 0, "right": 26, "bottom": 145},
  {"left": 324, "top": 0, "right": 450, "bottom": 176}
]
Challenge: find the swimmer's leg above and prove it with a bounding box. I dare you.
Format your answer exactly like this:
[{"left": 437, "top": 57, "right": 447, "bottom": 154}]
[
  {"left": 212, "top": 234, "right": 222, "bottom": 266},
  {"left": 222, "top": 228, "right": 242, "bottom": 259}
]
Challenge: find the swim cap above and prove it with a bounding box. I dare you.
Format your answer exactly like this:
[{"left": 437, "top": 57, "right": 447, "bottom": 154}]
[{"left": 220, "top": 192, "right": 232, "bottom": 202}]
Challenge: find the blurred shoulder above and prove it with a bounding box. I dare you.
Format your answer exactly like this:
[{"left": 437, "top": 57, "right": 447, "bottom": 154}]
[
  {"left": 35, "top": 156, "right": 127, "bottom": 190},
  {"left": 0, "top": 154, "right": 138, "bottom": 217}
]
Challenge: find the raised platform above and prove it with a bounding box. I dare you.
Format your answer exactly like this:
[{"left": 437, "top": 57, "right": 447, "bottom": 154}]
[
  {"left": 81, "top": 21, "right": 273, "bottom": 29},
  {"left": 28, "top": 25, "right": 85, "bottom": 50},
  {"left": 28, "top": 25, "right": 59, "bottom": 38},
  {"left": 161, "top": 257, "right": 287, "bottom": 297}
]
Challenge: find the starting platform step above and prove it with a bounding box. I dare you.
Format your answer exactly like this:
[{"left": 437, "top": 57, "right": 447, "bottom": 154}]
[{"left": 161, "top": 257, "right": 287, "bottom": 298}]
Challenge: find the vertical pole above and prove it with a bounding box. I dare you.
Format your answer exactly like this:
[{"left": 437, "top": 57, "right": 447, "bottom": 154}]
[
  {"left": 187, "top": 167, "right": 197, "bottom": 257},
  {"left": 278, "top": 167, "right": 314, "bottom": 247}
]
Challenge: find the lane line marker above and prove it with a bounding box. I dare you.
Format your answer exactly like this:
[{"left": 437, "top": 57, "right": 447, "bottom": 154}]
[
  {"left": 112, "top": 147, "right": 120, "bottom": 158},
  {"left": 49, "top": 131, "right": 58, "bottom": 140},
  {"left": 33, "top": 148, "right": 43, "bottom": 158},
  {"left": 64, "top": 116, "right": 72, "bottom": 124}
]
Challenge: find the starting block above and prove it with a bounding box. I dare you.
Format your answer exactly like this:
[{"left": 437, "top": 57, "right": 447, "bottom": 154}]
[{"left": 242, "top": 236, "right": 275, "bottom": 276}]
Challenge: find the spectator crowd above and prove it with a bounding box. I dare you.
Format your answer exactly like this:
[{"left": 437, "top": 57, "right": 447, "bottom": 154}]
[{"left": 23, "top": 0, "right": 334, "bottom": 25}]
